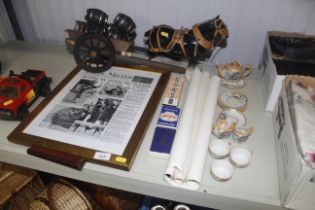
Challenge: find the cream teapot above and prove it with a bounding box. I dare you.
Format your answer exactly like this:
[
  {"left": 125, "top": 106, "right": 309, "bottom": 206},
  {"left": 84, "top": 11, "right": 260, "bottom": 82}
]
[{"left": 217, "top": 60, "right": 253, "bottom": 81}]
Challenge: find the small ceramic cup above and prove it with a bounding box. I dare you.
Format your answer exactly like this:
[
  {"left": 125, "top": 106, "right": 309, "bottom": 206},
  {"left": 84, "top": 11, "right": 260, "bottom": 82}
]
[
  {"left": 230, "top": 147, "right": 252, "bottom": 168},
  {"left": 210, "top": 159, "right": 234, "bottom": 182},
  {"left": 208, "top": 139, "right": 230, "bottom": 159},
  {"left": 232, "top": 126, "right": 254, "bottom": 144}
]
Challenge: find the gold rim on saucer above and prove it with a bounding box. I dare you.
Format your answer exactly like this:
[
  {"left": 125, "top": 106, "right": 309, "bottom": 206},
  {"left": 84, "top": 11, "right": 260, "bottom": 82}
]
[
  {"left": 221, "top": 109, "right": 247, "bottom": 128},
  {"left": 217, "top": 91, "right": 248, "bottom": 112}
]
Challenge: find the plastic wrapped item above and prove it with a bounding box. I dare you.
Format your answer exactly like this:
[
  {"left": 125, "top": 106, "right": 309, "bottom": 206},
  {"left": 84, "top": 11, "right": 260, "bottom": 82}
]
[
  {"left": 269, "top": 36, "right": 315, "bottom": 61},
  {"left": 269, "top": 34, "right": 315, "bottom": 77},
  {"left": 287, "top": 78, "right": 315, "bottom": 168}
]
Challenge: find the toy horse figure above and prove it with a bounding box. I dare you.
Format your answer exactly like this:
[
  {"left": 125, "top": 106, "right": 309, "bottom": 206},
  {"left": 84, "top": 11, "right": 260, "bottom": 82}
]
[{"left": 144, "top": 16, "right": 228, "bottom": 61}]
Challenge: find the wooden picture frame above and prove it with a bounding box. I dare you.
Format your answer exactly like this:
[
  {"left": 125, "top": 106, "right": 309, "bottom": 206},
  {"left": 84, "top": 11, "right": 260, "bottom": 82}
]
[{"left": 8, "top": 64, "right": 170, "bottom": 170}]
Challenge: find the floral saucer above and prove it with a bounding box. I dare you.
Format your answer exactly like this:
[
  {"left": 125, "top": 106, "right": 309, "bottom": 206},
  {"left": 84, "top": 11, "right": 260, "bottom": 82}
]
[
  {"left": 221, "top": 109, "right": 246, "bottom": 128},
  {"left": 218, "top": 91, "right": 247, "bottom": 112}
]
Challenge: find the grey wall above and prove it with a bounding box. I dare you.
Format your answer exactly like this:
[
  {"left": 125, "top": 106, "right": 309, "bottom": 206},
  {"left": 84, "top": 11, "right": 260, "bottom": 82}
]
[
  {"left": 0, "top": 0, "right": 16, "bottom": 46},
  {"left": 8, "top": 0, "right": 315, "bottom": 67}
]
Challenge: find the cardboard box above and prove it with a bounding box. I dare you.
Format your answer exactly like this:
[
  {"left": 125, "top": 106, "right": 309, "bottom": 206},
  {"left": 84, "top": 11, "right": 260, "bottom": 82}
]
[
  {"left": 272, "top": 75, "right": 315, "bottom": 210},
  {"left": 259, "top": 31, "right": 315, "bottom": 112}
]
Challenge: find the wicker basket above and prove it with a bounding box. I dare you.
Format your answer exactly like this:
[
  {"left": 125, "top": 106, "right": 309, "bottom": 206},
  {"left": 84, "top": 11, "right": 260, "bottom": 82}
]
[
  {"left": 90, "top": 185, "right": 143, "bottom": 210},
  {"left": 29, "top": 179, "right": 92, "bottom": 210},
  {"left": 0, "top": 163, "right": 45, "bottom": 210}
]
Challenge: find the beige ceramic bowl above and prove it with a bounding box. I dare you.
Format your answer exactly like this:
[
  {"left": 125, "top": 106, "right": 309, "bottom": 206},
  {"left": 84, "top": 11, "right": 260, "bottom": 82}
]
[
  {"left": 230, "top": 147, "right": 252, "bottom": 168},
  {"left": 208, "top": 140, "right": 230, "bottom": 159},
  {"left": 210, "top": 159, "right": 234, "bottom": 181}
]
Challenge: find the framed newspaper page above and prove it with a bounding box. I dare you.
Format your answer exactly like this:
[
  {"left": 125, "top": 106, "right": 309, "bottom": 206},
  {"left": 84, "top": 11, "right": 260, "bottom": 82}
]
[{"left": 8, "top": 64, "right": 170, "bottom": 170}]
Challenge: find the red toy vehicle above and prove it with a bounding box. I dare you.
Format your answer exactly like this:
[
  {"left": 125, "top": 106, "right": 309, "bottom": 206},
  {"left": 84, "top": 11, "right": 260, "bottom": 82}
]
[{"left": 0, "top": 69, "right": 52, "bottom": 120}]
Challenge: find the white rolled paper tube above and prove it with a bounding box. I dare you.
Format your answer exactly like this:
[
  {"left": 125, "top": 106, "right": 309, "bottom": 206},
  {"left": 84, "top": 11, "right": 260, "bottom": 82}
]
[
  {"left": 184, "top": 70, "right": 211, "bottom": 176},
  {"left": 186, "top": 75, "right": 221, "bottom": 189},
  {"left": 165, "top": 67, "right": 202, "bottom": 184}
]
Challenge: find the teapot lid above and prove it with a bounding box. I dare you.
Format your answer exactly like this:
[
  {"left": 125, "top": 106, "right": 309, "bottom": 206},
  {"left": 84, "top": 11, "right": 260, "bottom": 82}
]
[{"left": 223, "top": 60, "right": 244, "bottom": 72}]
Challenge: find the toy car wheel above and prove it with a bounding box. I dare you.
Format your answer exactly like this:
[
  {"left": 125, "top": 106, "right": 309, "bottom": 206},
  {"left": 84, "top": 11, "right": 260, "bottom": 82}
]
[
  {"left": 17, "top": 106, "right": 29, "bottom": 120},
  {"left": 73, "top": 33, "right": 115, "bottom": 73}
]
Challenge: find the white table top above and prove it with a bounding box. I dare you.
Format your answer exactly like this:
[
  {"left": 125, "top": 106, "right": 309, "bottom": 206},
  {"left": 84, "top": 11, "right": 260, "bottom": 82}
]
[{"left": 0, "top": 41, "right": 287, "bottom": 210}]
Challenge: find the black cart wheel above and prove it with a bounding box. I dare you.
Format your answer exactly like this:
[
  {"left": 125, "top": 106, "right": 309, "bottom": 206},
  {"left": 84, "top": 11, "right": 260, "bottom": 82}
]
[{"left": 73, "top": 33, "right": 115, "bottom": 73}]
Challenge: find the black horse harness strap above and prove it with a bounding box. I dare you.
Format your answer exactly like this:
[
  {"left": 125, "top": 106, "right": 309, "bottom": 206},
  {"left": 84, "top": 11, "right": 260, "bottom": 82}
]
[
  {"left": 148, "top": 25, "right": 190, "bottom": 58},
  {"left": 212, "top": 18, "right": 229, "bottom": 47},
  {"left": 148, "top": 25, "right": 171, "bottom": 53},
  {"left": 192, "top": 24, "right": 213, "bottom": 50},
  {"left": 166, "top": 28, "right": 190, "bottom": 57}
]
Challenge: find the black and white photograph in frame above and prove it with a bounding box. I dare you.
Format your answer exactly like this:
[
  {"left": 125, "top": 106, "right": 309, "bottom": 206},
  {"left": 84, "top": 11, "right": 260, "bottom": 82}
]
[
  {"left": 9, "top": 65, "right": 170, "bottom": 170},
  {"left": 99, "top": 80, "right": 129, "bottom": 98},
  {"left": 62, "top": 79, "right": 101, "bottom": 105}
]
